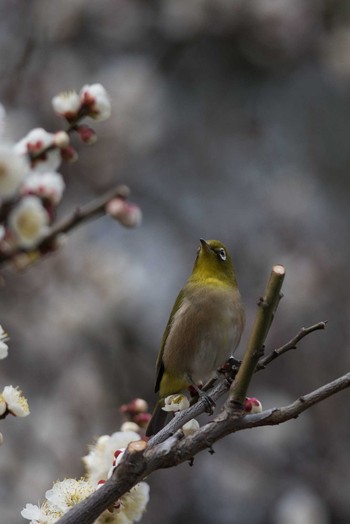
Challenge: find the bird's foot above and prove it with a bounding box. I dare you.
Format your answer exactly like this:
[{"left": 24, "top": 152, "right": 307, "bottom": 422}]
[
  {"left": 188, "top": 382, "right": 216, "bottom": 414},
  {"left": 198, "top": 389, "right": 216, "bottom": 415}
]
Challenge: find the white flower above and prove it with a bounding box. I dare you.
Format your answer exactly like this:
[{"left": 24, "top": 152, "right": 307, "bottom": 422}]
[
  {"left": 45, "top": 478, "right": 94, "bottom": 513},
  {"left": 80, "top": 83, "right": 111, "bottom": 121},
  {"left": 22, "top": 480, "right": 94, "bottom": 523},
  {"left": 0, "top": 145, "right": 28, "bottom": 198},
  {"left": 21, "top": 503, "right": 43, "bottom": 523},
  {"left": 22, "top": 172, "right": 65, "bottom": 205},
  {"left": 182, "top": 418, "right": 200, "bottom": 436},
  {"left": 121, "top": 482, "right": 150, "bottom": 523},
  {"left": 14, "top": 128, "right": 62, "bottom": 173},
  {"left": 0, "top": 325, "right": 9, "bottom": 359},
  {"left": 8, "top": 196, "right": 50, "bottom": 248},
  {"left": 52, "top": 91, "right": 81, "bottom": 119},
  {"left": 21, "top": 501, "right": 63, "bottom": 524},
  {"left": 2, "top": 385, "right": 30, "bottom": 416},
  {"left": 106, "top": 198, "right": 142, "bottom": 228},
  {"left": 162, "top": 394, "right": 190, "bottom": 412},
  {"left": 83, "top": 431, "right": 140, "bottom": 485}
]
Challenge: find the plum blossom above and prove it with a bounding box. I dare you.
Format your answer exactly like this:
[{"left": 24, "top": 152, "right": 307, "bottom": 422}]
[{"left": 8, "top": 196, "right": 50, "bottom": 248}]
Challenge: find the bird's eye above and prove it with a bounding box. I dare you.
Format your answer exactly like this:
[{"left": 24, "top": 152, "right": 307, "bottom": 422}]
[{"left": 217, "top": 248, "right": 226, "bottom": 261}]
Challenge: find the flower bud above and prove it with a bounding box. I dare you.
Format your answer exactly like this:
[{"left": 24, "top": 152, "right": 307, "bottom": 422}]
[
  {"left": 182, "top": 418, "right": 200, "bottom": 436},
  {"left": 120, "top": 398, "right": 148, "bottom": 415},
  {"left": 60, "top": 145, "right": 78, "bottom": 163},
  {"left": 53, "top": 131, "right": 70, "bottom": 149},
  {"left": 245, "top": 397, "right": 263, "bottom": 414},
  {"left": 133, "top": 413, "right": 151, "bottom": 428},
  {"left": 112, "top": 448, "right": 125, "bottom": 468},
  {"left": 106, "top": 198, "right": 142, "bottom": 228},
  {"left": 75, "top": 124, "right": 97, "bottom": 144}
]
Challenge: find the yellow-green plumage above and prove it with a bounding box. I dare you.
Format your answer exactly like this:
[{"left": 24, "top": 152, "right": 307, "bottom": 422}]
[{"left": 146, "top": 239, "right": 245, "bottom": 436}]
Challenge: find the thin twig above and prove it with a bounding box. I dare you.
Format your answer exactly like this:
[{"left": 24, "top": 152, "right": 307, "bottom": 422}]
[{"left": 257, "top": 321, "right": 328, "bottom": 370}]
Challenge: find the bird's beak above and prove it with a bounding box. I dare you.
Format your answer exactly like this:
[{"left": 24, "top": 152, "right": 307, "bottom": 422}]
[{"left": 199, "top": 238, "right": 210, "bottom": 251}]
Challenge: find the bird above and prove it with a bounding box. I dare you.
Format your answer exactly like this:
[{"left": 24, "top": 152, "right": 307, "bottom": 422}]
[{"left": 146, "top": 238, "right": 245, "bottom": 437}]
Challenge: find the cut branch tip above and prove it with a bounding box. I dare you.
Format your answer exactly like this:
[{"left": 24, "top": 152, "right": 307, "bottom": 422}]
[{"left": 273, "top": 264, "right": 285, "bottom": 275}]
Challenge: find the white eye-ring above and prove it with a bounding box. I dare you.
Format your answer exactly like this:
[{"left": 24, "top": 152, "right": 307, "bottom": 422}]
[{"left": 218, "top": 248, "right": 226, "bottom": 261}]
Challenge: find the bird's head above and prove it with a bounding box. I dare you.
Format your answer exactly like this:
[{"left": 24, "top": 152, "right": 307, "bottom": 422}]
[{"left": 190, "top": 239, "right": 237, "bottom": 286}]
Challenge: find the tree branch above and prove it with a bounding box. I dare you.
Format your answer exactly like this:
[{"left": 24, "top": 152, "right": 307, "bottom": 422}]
[
  {"left": 56, "top": 371, "right": 350, "bottom": 524},
  {"left": 230, "top": 264, "right": 285, "bottom": 406},
  {"left": 0, "top": 185, "right": 129, "bottom": 267}
]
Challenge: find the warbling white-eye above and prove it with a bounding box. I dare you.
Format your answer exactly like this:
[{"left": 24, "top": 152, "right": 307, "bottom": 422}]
[{"left": 146, "top": 239, "right": 245, "bottom": 436}]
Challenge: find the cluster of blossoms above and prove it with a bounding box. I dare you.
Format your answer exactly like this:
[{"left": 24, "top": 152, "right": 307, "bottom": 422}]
[
  {"left": 0, "top": 83, "right": 141, "bottom": 268},
  {"left": 0, "top": 325, "right": 30, "bottom": 444},
  {"left": 21, "top": 402, "right": 151, "bottom": 524}
]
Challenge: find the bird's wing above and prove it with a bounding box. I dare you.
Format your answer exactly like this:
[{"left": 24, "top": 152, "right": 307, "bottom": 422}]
[{"left": 154, "top": 287, "right": 186, "bottom": 393}]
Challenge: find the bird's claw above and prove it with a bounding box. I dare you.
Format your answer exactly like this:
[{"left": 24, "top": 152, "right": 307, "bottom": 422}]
[{"left": 199, "top": 390, "right": 216, "bottom": 414}]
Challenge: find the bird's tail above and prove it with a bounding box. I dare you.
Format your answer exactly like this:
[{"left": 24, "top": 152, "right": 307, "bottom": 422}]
[{"left": 145, "top": 401, "right": 168, "bottom": 437}]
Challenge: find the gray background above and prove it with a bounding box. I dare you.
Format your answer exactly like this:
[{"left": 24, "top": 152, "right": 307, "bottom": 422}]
[{"left": 1, "top": 1, "right": 350, "bottom": 523}]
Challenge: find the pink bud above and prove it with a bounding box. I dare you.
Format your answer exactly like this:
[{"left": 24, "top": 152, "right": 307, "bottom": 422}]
[
  {"left": 120, "top": 398, "right": 148, "bottom": 415},
  {"left": 75, "top": 124, "right": 97, "bottom": 145},
  {"left": 106, "top": 198, "right": 142, "bottom": 228},
  {"left": 133, "top": 413, "right": 151, "bottom": 428},
  {"left": 60, "top": 145, "right": 78, "bottom": 163},
  {"left": 244, "top": 397, "right": 263, "bottom": 413},
  {"left": 106, "top": 198, "right": 125, "bottom": 218},
  {"left": 114, "top": 449, "right": 124, "bottom": 459}
]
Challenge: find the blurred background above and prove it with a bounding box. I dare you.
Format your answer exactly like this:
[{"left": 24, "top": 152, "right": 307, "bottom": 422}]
[{"left": 0, "top": 0, "right": 350, "bottom": 522}]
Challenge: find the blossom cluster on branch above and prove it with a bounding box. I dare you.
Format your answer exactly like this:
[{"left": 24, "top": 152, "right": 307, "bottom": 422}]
[
  {"left": 0, "top": 83, "right": 141, "bottom": 269},
  {"left": 21, "top": 401, "right": 151, "bottom": 524}
]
